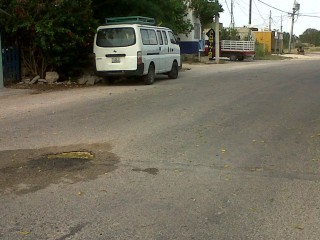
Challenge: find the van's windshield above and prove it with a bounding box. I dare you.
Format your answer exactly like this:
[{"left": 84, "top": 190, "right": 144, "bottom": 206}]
[{"left": 96, "top": 28, "right": 136, "bottom": 47}]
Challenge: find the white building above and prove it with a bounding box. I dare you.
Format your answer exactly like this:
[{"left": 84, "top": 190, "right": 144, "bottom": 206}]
[{"left": 178, "top": 9, "right": 202, "bottom": 54}]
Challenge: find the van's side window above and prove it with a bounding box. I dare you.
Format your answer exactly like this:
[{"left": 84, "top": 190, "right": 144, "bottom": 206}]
[
  {"left": 141, "top": 29, "right": 158, "bottom": 45},
  {"left": 162, "top": 31, "right": 168, "bottom": 45},
  {"left": 148, "top": 30, "right": 158, "bottom": 45},
  {"left": 157, "top": 31, "right": 163, "bottom": 45},
  {"left": 168, "top": 31, "right": 177, "bottom": 44},
  {"left": 140, "top": 29, "right": 149, "bottom": 45}
]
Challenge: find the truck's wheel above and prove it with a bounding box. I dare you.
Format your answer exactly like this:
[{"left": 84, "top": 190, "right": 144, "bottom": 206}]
[
  {"left": 230, "top": 55, "right": 237, "bottom": 61},
  {"left": 168, "top": 61, "right": 179, "bottom": 79},
  {"left": 237, "top": 56, "right": 245, "bottom": 61},
  {"left": 143, "top": 64, "right": 155, "bottom": 85}
]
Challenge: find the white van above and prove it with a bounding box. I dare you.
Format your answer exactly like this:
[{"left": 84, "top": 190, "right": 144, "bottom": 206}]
[{"left": 94, "top": 16, "right": 181, "bottom": 85}]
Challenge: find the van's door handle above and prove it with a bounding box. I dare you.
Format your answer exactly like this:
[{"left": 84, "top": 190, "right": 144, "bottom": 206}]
[{"left": 168, "top": 47, "right": 169, "bottom": 52}]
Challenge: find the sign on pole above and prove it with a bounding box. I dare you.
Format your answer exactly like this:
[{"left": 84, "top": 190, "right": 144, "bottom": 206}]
[{"left": 206, "top": 28, "right": 215, "bottom": 60}]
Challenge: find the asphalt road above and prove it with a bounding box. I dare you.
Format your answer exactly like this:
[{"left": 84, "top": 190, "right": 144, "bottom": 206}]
[{"left": 0, "top": 56, "right": 320, "bottom": 240}]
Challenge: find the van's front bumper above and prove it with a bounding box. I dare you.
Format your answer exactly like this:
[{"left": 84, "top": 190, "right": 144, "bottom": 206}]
[{"left": 96, "top": 64, "right": 144, "bottom": 77}]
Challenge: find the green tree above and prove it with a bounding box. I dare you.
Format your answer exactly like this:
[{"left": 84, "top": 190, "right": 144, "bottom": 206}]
[
  {"left": 299, "top": 28, "right": 320, "bottom": 46},
  {"left": 92, "top": 0, "right": 193, "bottom": 34},
  {"left": 0, "top": 0, "right": 97, "bottom": 78},
  {"left": 189, "top": 0, "right": 223, "bottom": 29},
  {"left": 220, "top": 28, "right": 239, "bottom": 40}
]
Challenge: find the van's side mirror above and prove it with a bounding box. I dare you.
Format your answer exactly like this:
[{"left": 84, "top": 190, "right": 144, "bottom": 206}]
[{"left": 176, "top": 37, "right": 180, "bottom": 44}]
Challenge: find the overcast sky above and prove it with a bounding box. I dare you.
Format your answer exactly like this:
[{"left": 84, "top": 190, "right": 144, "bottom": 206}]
[{"left": 219, "top": 0, "right": 320, "bottom": 36}]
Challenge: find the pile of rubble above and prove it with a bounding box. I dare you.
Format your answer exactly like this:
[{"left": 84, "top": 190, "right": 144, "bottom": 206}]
[{"left": 19, "top": 72, "right": 103, "bottom": 86}]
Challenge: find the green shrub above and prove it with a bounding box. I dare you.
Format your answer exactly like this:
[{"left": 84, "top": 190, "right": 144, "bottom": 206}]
[{"left": 254, "top": 42, "right": 270, "bottom": 59}]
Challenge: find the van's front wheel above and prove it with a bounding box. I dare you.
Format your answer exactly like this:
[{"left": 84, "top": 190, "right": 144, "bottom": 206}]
[
  {"left": 143, "top": 64, "right": 155, "bottom": 85},
  {"left": 168, "top": 61, "right": 179, "bottom": 79}
]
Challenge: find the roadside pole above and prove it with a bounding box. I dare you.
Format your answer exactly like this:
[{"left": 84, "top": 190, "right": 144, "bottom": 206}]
[
  {"left": 0, "top": 31, "right": 3, "bottom": 89},
  {"left": 215, "top": 14, "right": 220, "bottom": 64}
]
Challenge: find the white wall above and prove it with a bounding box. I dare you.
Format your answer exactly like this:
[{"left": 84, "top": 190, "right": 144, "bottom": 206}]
[{"left": 178, "top": 9, "right": 201, "bottom": 42}]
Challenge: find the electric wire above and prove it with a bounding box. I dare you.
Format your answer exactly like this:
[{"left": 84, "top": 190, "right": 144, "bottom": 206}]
[
  {"left": 224, "top": 0, "right": 231, "bottom": 16},
  {"left": 234, "top": 0, "right": 249, "bottom": 18},
  {"left": 256, "top": 0, "right": 290, "bottom": 14}
]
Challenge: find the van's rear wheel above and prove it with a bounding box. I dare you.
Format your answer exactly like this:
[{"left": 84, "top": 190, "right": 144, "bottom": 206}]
[
  {"left": 143, "top": 64, "right": 155, "bottom": 85},
  {"left": 168, "top": 61, "right": 179, "bottom": 79}
]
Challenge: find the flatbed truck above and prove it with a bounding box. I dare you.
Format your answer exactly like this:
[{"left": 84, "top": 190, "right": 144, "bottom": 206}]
[{"left": 205, "top": 40, "right": 255, "bottom": 61}]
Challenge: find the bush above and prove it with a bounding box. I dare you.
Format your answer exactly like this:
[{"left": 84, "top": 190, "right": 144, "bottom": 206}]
[
  {"left": 254, "top": 42, "right": 269, "bottom": 59},
  {"left": 0, "top": 0, "right": 98, "bottom": 78}
]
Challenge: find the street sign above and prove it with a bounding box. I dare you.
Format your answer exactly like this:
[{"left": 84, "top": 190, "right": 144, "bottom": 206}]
[{"left": 206, "top": 28, "right": 215, "bottom": 60}]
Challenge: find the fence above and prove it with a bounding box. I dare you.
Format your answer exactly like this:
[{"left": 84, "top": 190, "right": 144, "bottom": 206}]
[{"left": 2, "top": 47, "right": 20, "bottom": 84}]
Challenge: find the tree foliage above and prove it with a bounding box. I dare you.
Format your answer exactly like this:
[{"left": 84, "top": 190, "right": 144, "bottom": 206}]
[
  {"left": 92, "top": 0, "right": 193, "bottom": 34},
  {"left": 189, "top": 0, "right": 223, "bottom": 28},
  {"left": 0, "top": 0, "right": 97, "bottom": 78},
  {"left": 220, "top": 28, "right": 239, "bottom": 40},
  {"left": 299, "top": 28, "right": 320, "bottom": 46}
]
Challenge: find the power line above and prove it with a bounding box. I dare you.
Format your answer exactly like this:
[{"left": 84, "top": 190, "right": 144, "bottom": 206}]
[
  {"left": 224, "top": 0, "right": 231, "bottom": 15},
  {"left": 301, "top": 12, "right": 320, "bottom": 15},
  {"left": 253, "top": 0, "right": 268, "bottom": 23},
  {"left": 298, "top": 14, "right": 320, "bottom": 18},
  {"left": 234, "top": 0, "right": 249, "bottom": 17},
  {"left": 256, "top": 0, "right": 290, "bottom": 14}
]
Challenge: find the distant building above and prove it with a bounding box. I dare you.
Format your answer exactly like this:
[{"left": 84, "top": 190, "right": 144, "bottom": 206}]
[{"left": 236, "top": 27, "right": 254, "bottom": 40}]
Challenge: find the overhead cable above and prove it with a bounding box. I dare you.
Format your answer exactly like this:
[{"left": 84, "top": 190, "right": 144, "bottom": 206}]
[{"left": 256, "top": 0, "right": 290, "bottom": 14}]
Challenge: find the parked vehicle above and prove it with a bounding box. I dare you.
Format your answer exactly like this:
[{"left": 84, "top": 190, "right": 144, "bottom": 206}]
[
  {"left": 297, "top": 46, "right": 305, "bottom": 55},
  {"left": 94, "top": 16, "right": 181, "bottom": 85},
  {"left": 205, "top": 40, "right": 255, "bottom": 61}
]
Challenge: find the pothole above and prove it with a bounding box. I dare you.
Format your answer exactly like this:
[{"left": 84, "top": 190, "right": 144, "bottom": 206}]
[{"left": 0, "top": 143, "right": 119, "bottom": 194}]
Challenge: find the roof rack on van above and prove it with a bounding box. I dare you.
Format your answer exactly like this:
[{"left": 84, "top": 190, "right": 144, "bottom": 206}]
[{"left": 105, "top": 16, "right": 155, "bottom": 25}]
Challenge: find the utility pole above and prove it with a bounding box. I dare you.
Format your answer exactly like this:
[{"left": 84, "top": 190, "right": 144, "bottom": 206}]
[
  {"left": 289, "top": 1, "right": 300, "bottom": 52},
  {"left": 215, "top": 14, "right": 220, "bottom": 64},
  {"left": 280, "top": 15, "right": 283, "bottom": 54},
  {"left": 269, "top": 10, "right": 272, "bottom": 31},
  {"left": 249, "top": 0, "right": 252, "bottom": 25},
  {"left": 230, "top": 0, "right": 235, "bottom": 28}
]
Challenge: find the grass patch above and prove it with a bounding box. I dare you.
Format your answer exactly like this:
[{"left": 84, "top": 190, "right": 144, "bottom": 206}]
[
  {"left": 254, "top": 42, "right": 290, "bottom": 60},
  {"left": 304, "top": 47, "right": 320, "bottom": 52}
]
